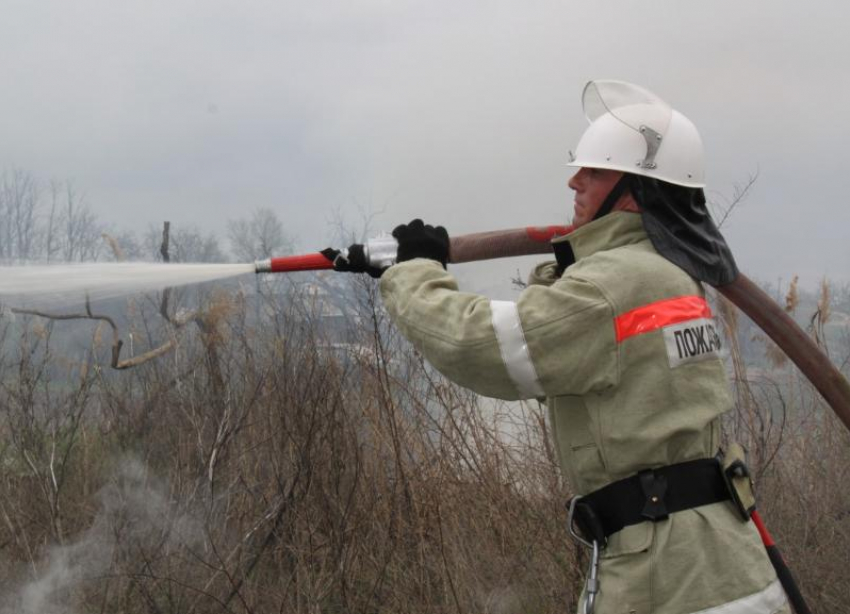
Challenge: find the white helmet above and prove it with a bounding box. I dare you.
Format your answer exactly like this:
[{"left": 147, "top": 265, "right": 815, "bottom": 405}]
[{"left": 567, "top": 80, "right": 705, "bottom": 188}]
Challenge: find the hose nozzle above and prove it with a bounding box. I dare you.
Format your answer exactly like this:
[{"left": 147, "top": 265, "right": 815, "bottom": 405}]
[{"left": 254, "top": 258, "right": 272, "bottom": 273}]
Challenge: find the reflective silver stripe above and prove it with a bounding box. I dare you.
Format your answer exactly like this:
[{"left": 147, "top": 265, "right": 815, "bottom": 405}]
[
  {"left": 689, "top": 579, "right": 787, "bottom": 614},
  {"left": 490, "top": 300, "right": 544, "bottom": 399}
]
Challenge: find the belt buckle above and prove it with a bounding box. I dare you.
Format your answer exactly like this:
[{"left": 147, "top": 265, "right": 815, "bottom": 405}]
[{"left": 638, "top": 469, "right": 669, "bottom": 521}]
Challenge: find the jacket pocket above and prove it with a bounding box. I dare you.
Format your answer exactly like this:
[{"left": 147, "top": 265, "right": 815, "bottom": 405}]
[
  {"left": 602, "top": 521, "right": 653, "bottom": 558},
  {"left": 593, "top": 527, "right": 652, "bottom": 614}
]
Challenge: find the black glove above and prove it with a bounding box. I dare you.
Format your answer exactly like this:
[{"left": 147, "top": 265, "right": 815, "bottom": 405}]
[
  {"left": 552, "top": 240, "right": 575, "bottom": 277},
  {"left": 392, "top": 219, "right": 450, "bottom": 268},
  {"left": 321, "top": 244, "right": 385, "bottom": 279}
]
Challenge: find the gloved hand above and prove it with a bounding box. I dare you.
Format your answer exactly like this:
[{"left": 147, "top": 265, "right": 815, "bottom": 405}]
[
  {"left": 321, "top": 244, "right": 386, "bottom": 279},
  {"left": 392, "top": 219, "right": 450, "bottom": 268},
  {"left": 552, "top": 239, "right": 575, "bottom": 277}
]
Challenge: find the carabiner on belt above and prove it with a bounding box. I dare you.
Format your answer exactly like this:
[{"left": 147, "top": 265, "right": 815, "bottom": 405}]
[{"left": 567, "top": 496, "right": 602, "bottom": 614}]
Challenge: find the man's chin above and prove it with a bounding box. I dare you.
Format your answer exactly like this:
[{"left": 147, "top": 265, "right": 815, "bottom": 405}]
[{"left": 572, "top": 211, "right": 587, "bottom": 228}]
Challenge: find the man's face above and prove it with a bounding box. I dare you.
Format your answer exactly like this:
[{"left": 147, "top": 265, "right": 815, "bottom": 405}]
[{"left": 567, "top": 167, "right": 625, "bottom": 228}]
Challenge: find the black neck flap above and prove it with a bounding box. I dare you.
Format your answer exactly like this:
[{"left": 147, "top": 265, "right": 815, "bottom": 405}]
[
  {"left": 629, "top": 176, "right": 739, "bottom": 286},
  {"left": 592, "top": 173, "right": 632, "bottom": 222}
]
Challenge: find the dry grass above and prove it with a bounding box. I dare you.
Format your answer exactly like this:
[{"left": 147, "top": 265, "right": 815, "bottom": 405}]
[{"left": 0, "top": 275, "right": 846, "bottom": 613}]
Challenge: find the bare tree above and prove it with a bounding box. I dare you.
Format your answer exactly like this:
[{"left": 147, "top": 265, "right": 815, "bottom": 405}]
[
  {"left": 46, "top": 180, "right": 104, "bottom": 262},
  {"left": 227, "top": 207, "right": 293, "bottom": 263},
  {"left": 0, "top": 169, "right": 42, "bottom": 262},
  {"left": 44, "top": 179, "right": 62, "bottom": 263}
]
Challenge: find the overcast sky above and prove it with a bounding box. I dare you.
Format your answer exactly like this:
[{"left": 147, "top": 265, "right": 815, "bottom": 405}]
[{"left": 2, "top": 0, "right": 848, "bottom": 293}]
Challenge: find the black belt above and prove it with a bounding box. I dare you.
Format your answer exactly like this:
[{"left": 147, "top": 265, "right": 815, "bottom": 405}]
[{"left": 570, "top": 458, "right": 731, "bottom": 544}]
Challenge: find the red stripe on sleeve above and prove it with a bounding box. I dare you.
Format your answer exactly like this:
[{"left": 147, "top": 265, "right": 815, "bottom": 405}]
[{"left": 614, "top": 295, "right": 713, "bottom": 343}]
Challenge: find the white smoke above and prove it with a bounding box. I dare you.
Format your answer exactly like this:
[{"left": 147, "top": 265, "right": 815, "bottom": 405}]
[{"left": 0, "top": 457, "right": 203, "bottom": 614}]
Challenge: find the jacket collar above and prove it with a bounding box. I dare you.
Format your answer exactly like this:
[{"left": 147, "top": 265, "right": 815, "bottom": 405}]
[{"left": 552, "top": 212, "right": 647, "bottom": 261}]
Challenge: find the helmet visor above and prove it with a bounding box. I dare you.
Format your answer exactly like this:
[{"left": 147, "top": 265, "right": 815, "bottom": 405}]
[{"left": 582, "top": 80, "right": 672, "bottom": 137}]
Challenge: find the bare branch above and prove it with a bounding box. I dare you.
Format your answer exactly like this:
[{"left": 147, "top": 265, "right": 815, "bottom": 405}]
[
  {"left": 112, "top": 339, "right": 177, "bottom": 370},
  {"left": 711, "top": 170, "right": 759, "bottom": 229},
  {"left": 10, "top": 290, "right": 200, "bottom": 370}
]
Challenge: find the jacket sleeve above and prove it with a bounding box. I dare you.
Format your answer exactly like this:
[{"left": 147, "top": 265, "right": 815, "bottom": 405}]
[{"left": 380, "top": 259, "right": 619, "bottom": 401}]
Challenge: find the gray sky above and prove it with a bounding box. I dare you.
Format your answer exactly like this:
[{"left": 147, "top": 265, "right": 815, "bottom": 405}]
[{"left": 2, "top": 0, "right": 849, "bottom": 291}]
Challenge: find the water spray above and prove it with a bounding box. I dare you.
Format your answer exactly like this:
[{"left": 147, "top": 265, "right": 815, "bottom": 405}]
[{"left": 0, "top": 263, "right": 254, "bottom": 306}]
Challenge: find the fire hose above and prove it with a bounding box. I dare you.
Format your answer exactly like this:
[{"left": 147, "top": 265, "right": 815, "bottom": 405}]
[
  {"left": 257, "top": 223, "right": 845, "bottom": 614},
  {"left": 255, "top": 222, "right": 850, "bottom": 435}
]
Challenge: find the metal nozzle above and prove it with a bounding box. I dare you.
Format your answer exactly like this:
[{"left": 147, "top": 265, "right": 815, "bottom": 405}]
[
  {"left": 365, "top": 236, "right": 398, "bottom": 269},
  {"left": 255, "top": 258, "right": 272, "bottom": 273}
]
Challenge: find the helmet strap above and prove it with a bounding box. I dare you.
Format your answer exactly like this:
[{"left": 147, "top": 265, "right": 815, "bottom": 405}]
[{"left": 592, "top": 174, "right": 632, "bottom": 221}]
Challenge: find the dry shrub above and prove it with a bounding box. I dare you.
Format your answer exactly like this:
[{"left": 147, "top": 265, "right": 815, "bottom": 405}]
[
  {"left": 0, "top": 278, "right": 581, "bottom": 614},
  {"left": 717, "top": 281, "right": 850, "bottom": 613},
  {"left": 0, "top": 274, "right": 846, "bottom": 613}
]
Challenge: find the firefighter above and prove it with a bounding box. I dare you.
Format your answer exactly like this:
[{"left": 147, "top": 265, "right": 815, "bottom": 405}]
[{"left": 333, "top": 81, "right": 789, "bottom": 614}]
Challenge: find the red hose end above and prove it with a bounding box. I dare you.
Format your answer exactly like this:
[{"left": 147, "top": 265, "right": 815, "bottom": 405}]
[
  {"left": 525, "top": 225, "right": 574, "bottom": 242},
  {"left": 751, "top": 510, "right": 776, "bottom": 547},
  {"left": 260, "top": 253, "right": 335, "bottom": 273}
]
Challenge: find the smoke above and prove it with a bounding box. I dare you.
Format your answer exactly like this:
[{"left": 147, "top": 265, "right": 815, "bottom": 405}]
[
  {"left": 10, "top": 534, "right": 112, "bottom": 614},
  {"left": 480, "top": 585, "right": 523, "bottom": 614},
  {"left": 0, "top": 457, "right": 203, "bottom": 614}
]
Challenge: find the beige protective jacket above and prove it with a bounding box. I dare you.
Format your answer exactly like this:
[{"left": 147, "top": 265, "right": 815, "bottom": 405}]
[{"left": 380, "top": 212, "right": 788, "bottom": 614}]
